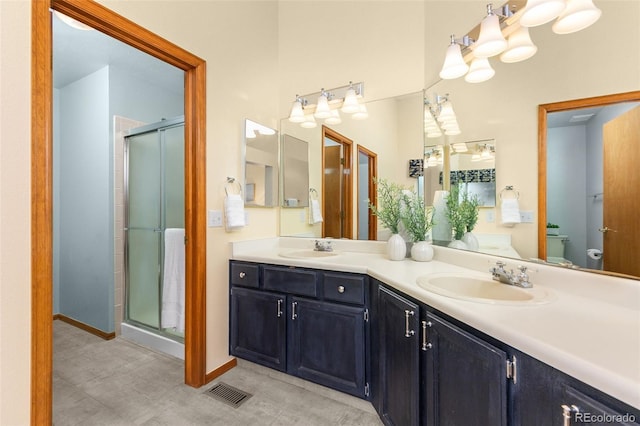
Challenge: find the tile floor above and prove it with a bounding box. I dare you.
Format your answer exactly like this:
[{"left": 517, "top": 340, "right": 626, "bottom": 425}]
[{"left": 53, "top": 320, "right": 382, "bottom": 425}]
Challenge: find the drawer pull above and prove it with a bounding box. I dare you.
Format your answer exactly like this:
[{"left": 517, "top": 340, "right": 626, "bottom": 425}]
[
  {"left": 338, "top": 285, "right": 345, "bottom": 293},
  {"left": 404, "top": 310, "right": 415, "bottom": 337},
  {"left": 239, "top": 271, "right": 246, "bottom": 279},
  {"left": 561, "top": 404, "right": 580, "bottom": 426},
  {"left": 277, "top": 299, "right": 283, "bottom": 318},
  {"left": 421, "top": 320, "right": 432, "bottom": 350},
  {"left": 292, "top": 301, "right": 298, "bottom": 320}
]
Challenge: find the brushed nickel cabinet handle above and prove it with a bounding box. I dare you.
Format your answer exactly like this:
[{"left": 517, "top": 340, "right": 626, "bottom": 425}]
[
  {"left": 239, "top": 271, "right": 246, "bottom": 279},
  {"left": 405, "top": 310, "right": 415, "bottom": 337},
  {"left": 277, "top": 299, "right": 283, "bottom": 318},
  {"left": 338, "top": 285, "right": 345, "bottom": 293},
  {"left": 421, "top": 320, "right": 432, "bottom": 350},
  {"left": 292, "top": 301, "right": 298, "bottom": 320}
]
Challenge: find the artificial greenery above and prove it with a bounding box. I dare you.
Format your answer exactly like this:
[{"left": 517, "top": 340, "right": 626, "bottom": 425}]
[
  {"left": 401, "top": 191, "right": 434, "bottom": 242},
  {"left": 445, "top": 184, "right": 480, "bottom": 240},
  {"left": 547, "top": 222, "right": 560, "bottom": 228},
  {"left": 368, "top": 178, "right": 407, "bottom": 235}
]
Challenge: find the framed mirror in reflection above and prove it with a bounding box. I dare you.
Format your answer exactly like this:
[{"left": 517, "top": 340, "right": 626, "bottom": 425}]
[
  {"left": 281, "top": 134, "right": 310, "bottom": 208},
  {"left": 279, "top": 91, "right": 424, "bottom": 239},
  {"left": 449, "top": 140, "right": 496, "bottom": 208},
  {"left": 244, "top": 119, "right": 279, "bottom": 207}
]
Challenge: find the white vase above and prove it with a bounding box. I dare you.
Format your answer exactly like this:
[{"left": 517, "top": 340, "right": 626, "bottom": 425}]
[
  {"left": 461, "top": 232, "right": 479, "bottom": 251},
  {"left": 411, "top": 241, "right": 434, "bottom": 262},
  {"left": 448, "top": 239, "right": 468, "bottom": 250},
  {"left": 387, "top": 234, "right": 407, "bottom": 261}
]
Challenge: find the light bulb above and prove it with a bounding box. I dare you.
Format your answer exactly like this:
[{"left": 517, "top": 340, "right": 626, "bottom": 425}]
[
  {"left": 288, "top": 99, "right": 305, "bottom": 123},
  {"left": 473, "top": 9, "right": 507, "bottom": 58},
  {"left": 314, "top": 93, "right": 331, "bottom": 119},
  {"left": 341, "top": 88, "right": 360, "bottom": 113},
  {"left": 552, "top": 0, "right": 602, "bottom": 34},
  {"left": 439, "top": 38, "right": 469, "bottom": 79},
  {"left": 465, "top": 57, "right": 495, "bottom": 83},
  {"left": 519, "top": 0, "right": 566, "bottom": 27},
  {"left": 500, "top": 26, "right": 538, "bottom": 63}
]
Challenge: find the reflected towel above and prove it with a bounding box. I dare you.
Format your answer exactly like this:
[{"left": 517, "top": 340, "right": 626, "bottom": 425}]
[
  {"left": 161, "top": 228, "right": 185, "bottom": 333},
  {"left": 501, "top": 198, "right": 521, "bottom": 225},
  {"left": 225, "top": 194, "right": 246, "bottom": 230},
  {"left": 309, "top": 199, "right": 323, "bottom": 224}
]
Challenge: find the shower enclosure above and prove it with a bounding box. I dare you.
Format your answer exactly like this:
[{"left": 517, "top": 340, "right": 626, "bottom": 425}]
[{"left": 123, "top": 116, "right": 185, "bottom": 351}]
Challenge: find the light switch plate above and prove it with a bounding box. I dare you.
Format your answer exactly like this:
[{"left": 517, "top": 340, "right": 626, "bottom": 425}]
[
  {"left": 207, "top": 210, "right": 223, "bottom": 227},
  {"left": 520, "top": 210, "right": 534, "bottom": 223},
  {"left": 485, "top": 210, "right": 495, "bottom": 223}
]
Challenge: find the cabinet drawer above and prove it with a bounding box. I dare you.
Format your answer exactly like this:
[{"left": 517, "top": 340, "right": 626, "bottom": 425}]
[
  {"left": 323, "top": 272, "right": 365, "bottom": 305},
  {"left": 230, "top": 262, "right": 260, "bottom": 288},
  {"left": 263, "top": 266, "right": 317, "bottom": 297}
]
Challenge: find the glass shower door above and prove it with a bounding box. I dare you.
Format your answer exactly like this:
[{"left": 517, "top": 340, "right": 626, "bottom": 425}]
[
  {"left": 125, "top": 118, "right": 185, "bottom": 335},
  {"left": 126, "top": 131, "right": 162, "bottom": 329}
]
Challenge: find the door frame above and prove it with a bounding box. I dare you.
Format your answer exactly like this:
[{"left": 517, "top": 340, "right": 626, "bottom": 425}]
[
  {"left": 31, "top": 1, "right": 207, "bottom": 424},
  {"left": 537, "top": 91, "right": 640, "bottom": 262},
  {"left": 321, "top": 126, "right": 353, "bottom": 239},
  {"left": 357, "top": 144, "right": 378, "bottom": 240}
]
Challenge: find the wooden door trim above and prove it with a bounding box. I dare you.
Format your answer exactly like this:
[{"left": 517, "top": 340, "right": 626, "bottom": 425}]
[
  {"left": 357, "top": 144, "right": 378, "bottom": 240},
  {"left": 32, "top": 1, "right": 207, "bottom": 424},
  {"left": 537, "top": 90, "right": 640, "bottom": 261},
  {"left": 322, "top": 126, "right": 353, "bottom": 239}
]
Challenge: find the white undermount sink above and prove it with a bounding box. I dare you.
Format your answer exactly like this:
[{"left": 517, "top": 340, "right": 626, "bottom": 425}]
[
  {"left": 278, "top": 249, "right": 341, "bottom": 259},
  {"left": 416, "top": 273, "right": 552, "bottom": 305}
]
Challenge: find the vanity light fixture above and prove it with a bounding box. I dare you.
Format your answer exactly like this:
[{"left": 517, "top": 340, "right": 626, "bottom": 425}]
[
  {"left": 439, "top": 0, "right": 601, "bottom": 83},
  {"left": 287, "top": 82, "right": 366, "bottom": 128},
  {"left": 425, "top": 95, "right": 461, "bottom": 137}
]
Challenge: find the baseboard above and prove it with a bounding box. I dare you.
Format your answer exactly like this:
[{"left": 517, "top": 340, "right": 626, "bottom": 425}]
[
  {"left": 54, "top": 314, "right": 116, "bottom": 340},
  {"left": 205, "top": 358, "right": 237, "bottom": 384}
]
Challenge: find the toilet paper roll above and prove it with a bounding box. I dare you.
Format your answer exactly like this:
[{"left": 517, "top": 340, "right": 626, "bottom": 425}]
[{"left": 587, "top": 248, "right": 602, "bottom": 260}]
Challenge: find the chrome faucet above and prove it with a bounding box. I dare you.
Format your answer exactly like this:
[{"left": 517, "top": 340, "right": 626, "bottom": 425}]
[
  {"left": 314, "top": 240, "right": 333, "bottom": 252},
  {"left": 490, "top": 261, "right": 532, "bottom": 288}
]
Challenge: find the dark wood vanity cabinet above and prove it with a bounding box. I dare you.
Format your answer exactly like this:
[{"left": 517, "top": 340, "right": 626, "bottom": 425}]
[
  {"left": 375, "top": 285, "right": 421, "bottom": 426},
  {"left": 229, "top": 261, "right": 370, "bottom": 399}
]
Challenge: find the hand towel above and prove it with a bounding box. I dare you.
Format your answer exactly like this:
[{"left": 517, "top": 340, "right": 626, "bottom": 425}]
[
  {"left": 225, "top": 194, "right": 246, "bottom": 230},
  {"left": 309, "top": 199, "right": 323, "bottom": 224},
  {"left": 500, "top": 198, "right": 521, "bottom": 225},
  {"left": 161, "top": 228, "right": 185, "bottom": 333}
]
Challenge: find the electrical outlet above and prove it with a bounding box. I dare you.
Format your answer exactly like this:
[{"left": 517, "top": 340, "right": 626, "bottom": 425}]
[
  {"left": 520, "top": 210, "right": 534, "bottom": 223},
  {"left": 207, "top": 210, "right": 223, "bottom": 227}
]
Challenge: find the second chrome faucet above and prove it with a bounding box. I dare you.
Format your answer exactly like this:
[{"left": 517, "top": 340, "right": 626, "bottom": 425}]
[{"left": 490, "top": 261, "right": 532, "bottom": 288}]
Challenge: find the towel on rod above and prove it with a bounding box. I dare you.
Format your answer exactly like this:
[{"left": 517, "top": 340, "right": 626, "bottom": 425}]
[
  {"left": 309, "top": 199, "right": 323, "bottom": 224},
  {"left": 225, "top": 194, "right": 246, "bottom": 230},
  {"left": 500, "top": 198, "right": 521, "bottom": 225},
  {"left": 161, "top": 228, "right": 185, "bottom": 333}
]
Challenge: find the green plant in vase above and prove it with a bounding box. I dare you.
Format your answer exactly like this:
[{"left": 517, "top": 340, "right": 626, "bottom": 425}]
[
  {"left": 459, "top": 187, "right": 480, "bottom": 250},
  {"left": 445, "top": 184, "right": 466, "bottom": 241},
  {"left": 401, "top": 191, "right": 435, "bottom": 261},
  {"left": 368, "top": 178, "right": 408, "bottom": 260}
]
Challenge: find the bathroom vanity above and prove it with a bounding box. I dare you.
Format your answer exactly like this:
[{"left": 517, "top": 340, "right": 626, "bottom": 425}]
[{"left": 229, "top": 238, "right": 640, "bottom": 425}]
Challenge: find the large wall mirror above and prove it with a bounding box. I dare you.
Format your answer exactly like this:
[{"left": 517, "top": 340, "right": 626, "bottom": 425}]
[
  {"left": 244, "top": 119, "right": 279, "bottom": 207},
  {"left": 280, "top": 91, "right": 424, "bottom": 239},
  {"left": 424, "top": 0, "right": 639, "bottom": 280}
]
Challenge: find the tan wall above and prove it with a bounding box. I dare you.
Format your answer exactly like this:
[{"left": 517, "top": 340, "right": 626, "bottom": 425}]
[{"left": 424, "top": 1, "right": 640, "bottom": 259}]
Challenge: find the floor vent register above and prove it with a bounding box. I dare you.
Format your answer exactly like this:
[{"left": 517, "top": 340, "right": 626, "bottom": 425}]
[{"left": 204, "top": 382, "right": 252, "bottom": 408}]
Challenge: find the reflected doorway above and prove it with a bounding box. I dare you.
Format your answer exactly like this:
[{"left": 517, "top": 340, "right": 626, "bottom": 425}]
[
  {"left": 357, "top": 145, "right": 377, "bottom": 240},
  {"left": 322, "top": 126, "right": 353, "bottom": 239}
]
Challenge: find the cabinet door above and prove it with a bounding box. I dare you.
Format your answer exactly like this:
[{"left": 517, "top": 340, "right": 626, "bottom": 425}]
[
  {"left": 230, "top": 287, "right": 286, "bottom": 371},
  {"left": 289, "top": 297, "right": 367, "bottom": 398},
  {"left": 378, "top": 286, "right": 420, "bottom": 426},
  {"left": 558, "top": 385, "right": 640, "bottom": 426},
  {"left": 425, "top": 312, "right": 507, "bottom": 426}
]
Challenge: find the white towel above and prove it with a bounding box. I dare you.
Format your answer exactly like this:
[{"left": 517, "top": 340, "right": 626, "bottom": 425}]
[
  {"left": 225, "top": 194, "right": 246, "bottom": 230},
  {"left": 309, "top": 199, "right": 323, "bottom": 224},
  {"left": 161, "top": 228, "right": 185, "bottom": 333},
  {"left": 501, "top": 198, "right": 521, "bottom": 225}
]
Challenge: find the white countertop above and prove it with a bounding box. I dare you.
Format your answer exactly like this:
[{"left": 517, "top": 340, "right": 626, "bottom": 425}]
[{"left": 230, "top": 237, "right": 640, "bottom": 410}]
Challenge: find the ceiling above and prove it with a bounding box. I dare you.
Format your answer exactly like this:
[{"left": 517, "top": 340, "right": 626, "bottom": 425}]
[{"left": 53, "top": 12, "right": 184, "bottom": 92}]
